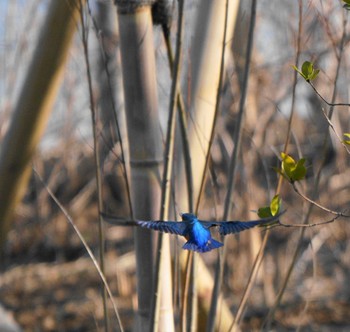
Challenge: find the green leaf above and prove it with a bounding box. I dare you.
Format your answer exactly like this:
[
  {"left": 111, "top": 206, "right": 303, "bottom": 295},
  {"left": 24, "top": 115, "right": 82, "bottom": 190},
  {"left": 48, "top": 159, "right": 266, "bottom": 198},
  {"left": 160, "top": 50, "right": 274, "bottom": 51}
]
[
  {"left": 257, "top": 195, "right": 282, "bottom": 219},
  {"left": 293, "top": 158, "right": 307, "bottom": 181},
  {"left": 302, "top": 61, "right": 313, "bottom": 77},
  {"left": 343, "top": 133, "right": 350, "bottom": 145},
  {"left": 343, "top": 0, "right": 350, "bottom": 4},
  {"left": 257, "top": 207, "right": 271, "bottom": 219},
  {"left": 309, "top": 69, "right": 320, "bottom": 81},
  {"left": 281, "top": 152, "right": 296, "bottom": 180},
  {"left": 279, "top": 152, "right": 307, "bottom": 183},
  {"left": 294, "top": 61, "right": 319, "bottom": 82},
  {"left": 270, "top": 195, "right": 281, "bottom": 216},
  {"left": 292, "top": 65, "right": 306, "bottom": 80}
]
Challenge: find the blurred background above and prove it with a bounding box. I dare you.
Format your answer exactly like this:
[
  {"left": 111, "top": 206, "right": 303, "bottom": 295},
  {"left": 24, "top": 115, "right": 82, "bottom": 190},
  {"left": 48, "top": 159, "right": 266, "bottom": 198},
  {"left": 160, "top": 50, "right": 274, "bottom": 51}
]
[{"left": 0, "top": 0, "right": 349, "bottom": 331}]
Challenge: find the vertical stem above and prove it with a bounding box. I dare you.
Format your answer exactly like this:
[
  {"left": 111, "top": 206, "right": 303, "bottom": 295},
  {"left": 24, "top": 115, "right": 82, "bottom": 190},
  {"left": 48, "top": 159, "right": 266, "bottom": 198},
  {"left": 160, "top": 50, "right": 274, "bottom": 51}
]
[
  {"left": 150, "top": 1, "right": 185, "bottom": 331},
  {"left": 208, "top": 1, "right": 257, "bottom": 331},
  {"left": 86, "top": 1, "right": 133, "bottom": 219},
  {"left": 232, "top": 2, "right": 303, "bottom": 329},
  {"left": 116, "top": 3, "right": 162, "bottom": 330},
  {"left": 263, "top": 9, "right": 348, "bottom": 330},
  {"left": 205, "top": 0, "right": 231, "bottom": 329},
  {"left": 162, "top": 25, "right": 194, "bottom": 214},
  {"left": 79, "top": 3, "right": 109, "bottom": 330}
]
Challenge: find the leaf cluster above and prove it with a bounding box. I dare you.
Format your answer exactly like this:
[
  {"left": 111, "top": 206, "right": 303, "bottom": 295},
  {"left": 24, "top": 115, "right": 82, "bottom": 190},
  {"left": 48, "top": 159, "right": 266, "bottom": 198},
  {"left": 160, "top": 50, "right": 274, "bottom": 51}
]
[
  {"left": 293, "top": 61, "right": 319, "bottom": 82},
  {"left": 258, "top": 194, "right": 282, "bottom": 219},
  {"left": 275, "top": 152, "right": 307, "bottom": 183},
  {"left": 343, "top": 0, "right": 350, "bottom": 10},
  {"left": 343, "top": 133, "right": 350, "bottom": 145}
]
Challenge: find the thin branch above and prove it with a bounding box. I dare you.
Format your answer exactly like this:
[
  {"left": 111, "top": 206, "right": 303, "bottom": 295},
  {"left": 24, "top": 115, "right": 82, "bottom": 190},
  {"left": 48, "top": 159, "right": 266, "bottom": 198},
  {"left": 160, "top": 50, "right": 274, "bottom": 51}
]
[
  {"left": 34, "top": 168, "right": 124, "bottom": 332},
  {"left": 181, "top": 251, "right": 193, "bottom": 332},
  {"left": 291, "top": 182, "right": 350, "bottom": 218},
  {"left": 321, "top": 108, "right": 350, "bottom": 154},
  {"left": 86, "top": 0, "right": 134, "bottom": 219},
  {"left": 263, "top": 8, "right": 349, "bottom": 330},
  {"left": 278, "top": 213, "right": 342, "bottom": 228},
  {"left": 150, "top": 0, "right": 185, "bottom": 331},
  {"left": 162, "top": 24, "right": 194, "bottom": 213},
  {"left": 308, "top": 81, "right": 350, "bottom": 107},
  {"left": 205, "top": 0, "right": 231, "bottom": 330},
  {"left": 79, "top": 2, "right": 109, "bottom": 330},
  {"left": 233, "top": 1, "right": 304, "bottom": 330}
]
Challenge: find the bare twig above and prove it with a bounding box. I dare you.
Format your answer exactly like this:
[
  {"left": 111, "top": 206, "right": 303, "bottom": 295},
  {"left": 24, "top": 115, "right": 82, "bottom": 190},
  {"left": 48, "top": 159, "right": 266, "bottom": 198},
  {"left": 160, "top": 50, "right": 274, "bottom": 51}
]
[
  {"left": 263, "top": 8, "right": 349, "bottom": 330},
  {"left": 150, "top": 1, "right": 185, "bottom": 330},
  {"left": 321, "top": 108, "right": 350, "bottom": 154},
  {"left": 205, "top": 0, "right": 232, "bottom": 330},
  {"left": 181, "top": 251, "right": 193, "bottom": 332},
  {"left": 162, "top": 23, "right": 194, "bottom": 213},
  {"left": 34, "top": 169, "right": 124, "bottom": 332},
  {"left": 78, "top": 2, "right": 109, "bottom": 330},
  {"left": 291, "top": 182, "right": 350, "bottom": 218},
  {"left": 232, "top": 1, "right": 305, "bottom": 330},
  {"left": 86, "top": 0, "right": 134, "bottom": 219},
  {"left": 278, "top": 213, "right": 342, "bottom": 228},
  {"left": 309, "top": 81, "right": 350, "bottom": 107}
]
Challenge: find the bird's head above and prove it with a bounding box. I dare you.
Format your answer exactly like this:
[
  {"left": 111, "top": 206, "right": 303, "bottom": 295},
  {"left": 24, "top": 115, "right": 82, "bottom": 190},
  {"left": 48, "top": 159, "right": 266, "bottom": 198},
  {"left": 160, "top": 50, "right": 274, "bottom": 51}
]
[{"left": 180, "top": 213, "right": 197, "bottom": 223}]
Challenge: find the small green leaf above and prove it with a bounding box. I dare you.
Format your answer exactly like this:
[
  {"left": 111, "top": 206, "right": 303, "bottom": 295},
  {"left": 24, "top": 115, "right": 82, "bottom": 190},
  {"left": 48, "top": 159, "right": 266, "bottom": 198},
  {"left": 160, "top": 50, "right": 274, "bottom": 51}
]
[
  {"left": 343, "top": 0, "right": 350, "bottom": 9},
  {"left": 293, "top": 158, "right": 307, "bottom": 181},
  {"left": 258, "top": 195, "right": 282, "bottom": 218},
  {"left": 294, "top": 61, "right": 319, "bottom": 82},
  {"left": 258, "top": 207, "right": 271, "bottom": 219},
  {"left": 308, "top": 68, "right": 320, "bottom": 81},
  {"left": 281, "top": 152, "right": 296, "bottom": 180},
  {"left": 302, "top": 61, "right": 313, "bottom": 77},
  {"left": 292, "top": 65, "right": 306, "bottom": 80},
  {"left": 278, "top": 152, "right": 307, "bottom": 183},
  {"left": 343, "top": 133, "right": 350, "bottom": 145},
  {"left": 270, "top": 195, "right": 281, "bottom": 216}
]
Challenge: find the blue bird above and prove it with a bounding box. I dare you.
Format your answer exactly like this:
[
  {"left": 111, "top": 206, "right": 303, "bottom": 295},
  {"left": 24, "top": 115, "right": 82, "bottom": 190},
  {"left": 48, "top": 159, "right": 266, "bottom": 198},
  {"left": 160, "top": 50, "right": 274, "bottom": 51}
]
[{"left": 136, "top": 211, "right": 285, "bottom": 253}]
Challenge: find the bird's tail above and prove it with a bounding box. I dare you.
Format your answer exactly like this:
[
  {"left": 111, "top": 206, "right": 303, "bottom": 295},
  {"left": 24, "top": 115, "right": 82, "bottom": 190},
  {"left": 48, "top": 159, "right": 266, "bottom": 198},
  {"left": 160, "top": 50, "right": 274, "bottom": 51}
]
[
  {"left": 207, "top": 239, "right": 224, "bottom": 251},
  {"left": 182, "top": 239, "right": 223, "bottom": 253}
]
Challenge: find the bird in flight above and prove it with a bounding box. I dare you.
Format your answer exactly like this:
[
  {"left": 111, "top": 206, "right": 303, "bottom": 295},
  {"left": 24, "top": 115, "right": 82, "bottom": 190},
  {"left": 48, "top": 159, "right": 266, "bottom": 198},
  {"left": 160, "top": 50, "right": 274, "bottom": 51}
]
[{"left": 136, "top": 211, "right": 285, "bottom": 253}]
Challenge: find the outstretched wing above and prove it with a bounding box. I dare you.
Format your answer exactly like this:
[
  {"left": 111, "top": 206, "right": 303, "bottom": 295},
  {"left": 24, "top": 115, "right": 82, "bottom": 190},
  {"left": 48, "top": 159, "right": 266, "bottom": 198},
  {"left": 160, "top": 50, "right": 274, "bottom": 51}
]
[
  {"left": 218, "top": 220, "right": 262, "bottom": 235},
  {"left": 219, "top": 210, "right": 286, "bottom": 235},
  {"left": 136, "top": 221, "right": 188, "bottom": 236},
  {"left": 199, "top": 210, "right": 286, "bottom": 235}
]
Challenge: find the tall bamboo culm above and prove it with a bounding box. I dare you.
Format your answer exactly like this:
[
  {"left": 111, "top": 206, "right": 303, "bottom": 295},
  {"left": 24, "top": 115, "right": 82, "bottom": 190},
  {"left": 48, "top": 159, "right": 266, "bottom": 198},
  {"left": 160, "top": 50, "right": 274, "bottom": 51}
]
[
  {"left": 0, "top": 0, "right": 85, "bottom": 255},
  {"left": 114, "top": 2, "right": 174, "bottom": 331},
  {"left": 175, "top": 1, "right": 240, "bottom": 330}
]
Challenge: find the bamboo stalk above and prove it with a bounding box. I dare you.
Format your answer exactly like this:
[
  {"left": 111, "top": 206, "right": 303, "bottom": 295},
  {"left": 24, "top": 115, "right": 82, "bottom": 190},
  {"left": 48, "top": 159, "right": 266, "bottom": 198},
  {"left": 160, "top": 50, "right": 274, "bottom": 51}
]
[
  {"left": 174, "top": 1, "right": 239, "bottom": 330},
  {"left": 149, "top": 0, "right": 185, "bottom": 330},
  {"left": 205, "top": 0, "right": 231, "bottom": 330},
  {"left": 178, "top": 0, "right": 239, "bottom": 208},
  {"left": 115, "top": 3, "right": 166, "bottom": 330},
  {"left": 0, "top": 0, "right": 85, "bottom": 254}
]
